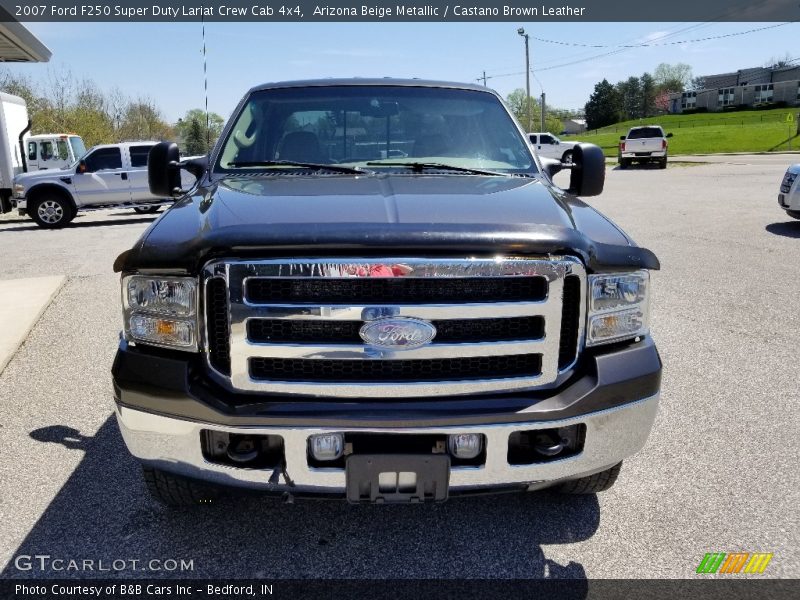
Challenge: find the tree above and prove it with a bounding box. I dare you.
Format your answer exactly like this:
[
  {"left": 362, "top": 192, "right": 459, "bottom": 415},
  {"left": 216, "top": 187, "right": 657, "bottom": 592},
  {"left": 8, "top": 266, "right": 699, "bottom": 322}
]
[
  {"left": 616, "top": 76, "right": 643, "bottom": 121},
  {"left": 640, "top": 72, "right": 657, "bottom": 117},
  {"left": 506, "top": 88, "right": 539, "bottom": 130},
  {"left": 585, "top": 79, "right": 620, "bottom": 130},
  {"left": 763, "top": 52, "right": 794, "bottom": 68},
  {"left": 653, "top": 63, "right": 693, "bottom": 94},
  {"left": 183, "top": 118, "right": 207, "bottom": 156},
  {"left": 175, "top": 108, "right": 225, "bottom": 153}
]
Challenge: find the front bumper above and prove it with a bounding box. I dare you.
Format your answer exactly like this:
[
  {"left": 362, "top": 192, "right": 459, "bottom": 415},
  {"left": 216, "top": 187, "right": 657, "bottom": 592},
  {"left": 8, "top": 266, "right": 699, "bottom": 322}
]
[
  {"left": 116, "top": 393, "right": 659, "bottom": 494},
  {"left": 113, "top": 336, "right": 662, "bottom": 495}
]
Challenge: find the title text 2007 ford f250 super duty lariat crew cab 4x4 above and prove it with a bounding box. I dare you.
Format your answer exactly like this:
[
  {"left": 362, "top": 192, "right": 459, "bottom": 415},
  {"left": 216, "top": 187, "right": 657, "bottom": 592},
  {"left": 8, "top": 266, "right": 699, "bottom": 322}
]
[{"left": 112, "top": 79, "right": 661, "bottom": 506}]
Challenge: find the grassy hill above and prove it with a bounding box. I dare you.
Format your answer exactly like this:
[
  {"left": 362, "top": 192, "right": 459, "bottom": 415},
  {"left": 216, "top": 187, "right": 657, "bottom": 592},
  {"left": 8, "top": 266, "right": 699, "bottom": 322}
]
[{"left": 563, "top": 107, "right": 800, "bottom": 156}]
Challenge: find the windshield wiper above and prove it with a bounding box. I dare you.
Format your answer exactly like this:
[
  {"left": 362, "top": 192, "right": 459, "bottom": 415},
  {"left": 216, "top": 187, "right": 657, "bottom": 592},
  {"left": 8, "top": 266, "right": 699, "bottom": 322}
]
[
  {"left": 365, "top": 161, "right": 510, "bottom": 177},
  {"left": 227, "top": 160, "right": 371, "bottom": 174}
]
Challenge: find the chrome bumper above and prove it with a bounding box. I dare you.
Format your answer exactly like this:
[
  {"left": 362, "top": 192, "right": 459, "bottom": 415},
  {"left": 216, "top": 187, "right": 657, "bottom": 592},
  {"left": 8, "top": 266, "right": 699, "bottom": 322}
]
[{"left": 116, "top": 392, "right": 659, "bottom": 493}]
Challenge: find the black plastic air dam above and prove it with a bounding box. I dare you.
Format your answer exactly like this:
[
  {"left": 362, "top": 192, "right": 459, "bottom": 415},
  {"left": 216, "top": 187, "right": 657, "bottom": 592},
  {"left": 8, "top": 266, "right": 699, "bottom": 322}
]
[{"left": 112, "top": 336, "right": 662, "bottom": 429}]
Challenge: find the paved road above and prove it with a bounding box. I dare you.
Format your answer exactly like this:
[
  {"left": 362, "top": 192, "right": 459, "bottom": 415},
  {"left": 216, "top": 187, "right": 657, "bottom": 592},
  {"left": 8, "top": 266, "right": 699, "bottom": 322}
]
[{"left": 0, "top": 158, "right": 798, "bottom": 580}]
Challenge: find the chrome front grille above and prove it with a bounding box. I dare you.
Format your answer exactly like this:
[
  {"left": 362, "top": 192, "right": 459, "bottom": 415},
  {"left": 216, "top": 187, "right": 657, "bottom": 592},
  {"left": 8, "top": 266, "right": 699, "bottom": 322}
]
[{"left": 202, "top": 257, "right": 586, "bottom": 398}]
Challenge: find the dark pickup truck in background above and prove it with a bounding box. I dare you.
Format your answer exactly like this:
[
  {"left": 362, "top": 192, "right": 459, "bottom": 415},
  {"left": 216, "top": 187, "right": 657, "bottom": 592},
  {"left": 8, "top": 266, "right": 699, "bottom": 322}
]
[{"left": 112, "top": 79, "right": 661, "bottom": 506}]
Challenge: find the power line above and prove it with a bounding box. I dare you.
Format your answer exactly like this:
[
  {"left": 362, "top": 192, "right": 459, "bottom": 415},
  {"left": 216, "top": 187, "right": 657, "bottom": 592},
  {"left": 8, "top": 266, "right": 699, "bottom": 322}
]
[{"left": 531, "top": 22, "right": 794, "bottom": 48}]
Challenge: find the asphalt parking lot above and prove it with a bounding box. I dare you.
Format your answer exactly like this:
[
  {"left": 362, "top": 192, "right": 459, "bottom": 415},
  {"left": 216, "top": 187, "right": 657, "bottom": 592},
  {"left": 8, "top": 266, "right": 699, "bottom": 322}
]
[{"left": 0, "top": 154, "right": 798, "bottom": 580}]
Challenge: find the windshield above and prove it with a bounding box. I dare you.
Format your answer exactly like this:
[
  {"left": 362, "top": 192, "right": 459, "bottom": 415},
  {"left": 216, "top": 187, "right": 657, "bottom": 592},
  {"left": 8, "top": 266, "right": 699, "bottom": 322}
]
[
  {"left": 216, "top": 85, "right": 536, "bottom": 175},
  {"left": 627, "top": 127, "right": 664, "bottom": 139},
  {"left": 69, "top": 136, "right": 87, "bottom": 159}
]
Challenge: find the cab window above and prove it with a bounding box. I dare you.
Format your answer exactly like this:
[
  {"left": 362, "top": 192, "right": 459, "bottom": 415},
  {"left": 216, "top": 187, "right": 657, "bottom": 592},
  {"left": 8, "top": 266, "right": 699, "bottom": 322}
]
[
  {"left": 56, "top": 140, "right": 70, "bottom": 161},
  {"left": 27, "top": 141, "right": 36, "bottom": 161},
  {"left": 40, "top": 141, "right": 54, "bottom": 161},
  {"left": 83, "top": 147, "right": 123, "bottom": 172},
  {"left": 539, "top": 134, "right": 556, "bottom": 145},
  {"left": 129, "top": 145, "right": 154, "bottom": 168}
]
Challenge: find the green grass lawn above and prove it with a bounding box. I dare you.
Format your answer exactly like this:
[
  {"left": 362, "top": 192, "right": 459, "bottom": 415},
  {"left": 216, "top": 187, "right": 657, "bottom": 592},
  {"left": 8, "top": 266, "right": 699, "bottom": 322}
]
[{"left": 563, "top": 107, "right": 800, "bottom": 156}]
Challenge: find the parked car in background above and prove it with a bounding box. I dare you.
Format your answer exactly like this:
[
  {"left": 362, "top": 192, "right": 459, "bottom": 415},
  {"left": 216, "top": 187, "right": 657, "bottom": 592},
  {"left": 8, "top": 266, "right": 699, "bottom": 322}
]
[
  {"left": 778, "top": 164, "right": 800, "bottom": 219},
  {"left": 13, "top": 142, "right": 180, "bottom": 228},
  {"left": 528, "top": 132, "right": 581, "bottom": 163},
  {"left": 618, "top": 126, "right": 672, "bottom": 169},
  {"left": 0, "top": 92, "right": 87, "bottom": 213}
]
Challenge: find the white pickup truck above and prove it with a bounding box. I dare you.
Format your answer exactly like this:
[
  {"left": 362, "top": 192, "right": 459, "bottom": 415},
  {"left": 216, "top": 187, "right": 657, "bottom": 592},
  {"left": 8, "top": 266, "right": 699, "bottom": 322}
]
[
  {"left": 527, "top": 132, "right": 581, "bottom": 164},
  {"left": 0, "top": 92, "right": 87, "bottom": 213},
  {"left": 618, "top": 126, "right": 673, "bottom": 169},
  {"left": 778, "top": 164, "right": 799, "bottom": 219},
  {"left": 13, "top": 141, "right": 177, "bottom": 228}
]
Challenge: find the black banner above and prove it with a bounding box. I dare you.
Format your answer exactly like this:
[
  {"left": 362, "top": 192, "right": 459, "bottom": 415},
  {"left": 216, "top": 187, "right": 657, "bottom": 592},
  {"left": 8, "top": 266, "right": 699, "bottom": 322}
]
[
  {"left": 1, "top": 0, "right": 799, "bottom": 22},
  {"left": 2, "top": 579, "right": 800, "bottom": 600}
]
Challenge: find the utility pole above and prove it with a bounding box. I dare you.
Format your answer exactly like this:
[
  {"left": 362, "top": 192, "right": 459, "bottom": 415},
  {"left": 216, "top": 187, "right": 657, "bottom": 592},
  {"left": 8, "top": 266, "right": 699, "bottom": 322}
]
[
  {"left": 518, "top": 28, "right": 532, "bottom": 131},
  {"left": 540, "top": 92, "right": 546, "bottom": 132},
  {"left": 479, "top": 71, "right": 487, "bottom": 87}
]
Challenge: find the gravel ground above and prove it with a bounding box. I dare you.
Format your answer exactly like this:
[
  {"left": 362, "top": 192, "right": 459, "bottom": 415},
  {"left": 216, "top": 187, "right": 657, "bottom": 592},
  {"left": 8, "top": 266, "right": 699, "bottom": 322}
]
[{"left": 0, "top": 156, "right": 797, "bottom": 580}]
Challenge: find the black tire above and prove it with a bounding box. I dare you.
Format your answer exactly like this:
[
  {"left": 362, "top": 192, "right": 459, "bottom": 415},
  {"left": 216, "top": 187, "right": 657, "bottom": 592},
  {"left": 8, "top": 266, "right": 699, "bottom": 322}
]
[
  {"left": 30, "top": 194, "right": 75, "bottom": 229},
  {"left": 557, "top": 462, "right": 622, "bottom": 494},
  {"left": 133, "top": 206, "right": 160, "bottom": 214},
  {"left": 785, "top": 210, "right": 800, "bottom": 220},
  {"left": 561, "top": 150, "right": 573, "bottom": 165},
  {"left": 618, "top": 158, "right": 630, "bottom": 170},
  {"left": 142, "top": 465, "right": 219, "bottom": 507},
  {"left": 659, "top": 157, "right": 668, "bottom": 169}
]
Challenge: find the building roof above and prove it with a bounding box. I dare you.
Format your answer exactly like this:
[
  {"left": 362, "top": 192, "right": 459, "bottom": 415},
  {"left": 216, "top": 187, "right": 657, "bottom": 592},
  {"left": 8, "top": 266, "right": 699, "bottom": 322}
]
[{"left": 0, "top": 16, "right": 51, "bottom": 62}]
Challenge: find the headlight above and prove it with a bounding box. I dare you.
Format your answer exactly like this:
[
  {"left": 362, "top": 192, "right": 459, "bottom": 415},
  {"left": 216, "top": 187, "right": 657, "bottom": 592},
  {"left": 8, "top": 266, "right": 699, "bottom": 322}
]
[
  {"left": 586, "top": 271, "right": 650, "bottom": 346},
  {"left": 13, "top": 184, "right": 25, "bottom": 197},
  {"left": 122, "top": 275, "right": 198, "bottom": 350}
]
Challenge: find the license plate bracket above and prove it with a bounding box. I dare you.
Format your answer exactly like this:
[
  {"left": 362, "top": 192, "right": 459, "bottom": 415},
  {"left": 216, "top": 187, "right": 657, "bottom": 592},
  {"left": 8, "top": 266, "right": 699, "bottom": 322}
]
[{"left": 346, "top": 454, "right": 450, "bottom": 504}]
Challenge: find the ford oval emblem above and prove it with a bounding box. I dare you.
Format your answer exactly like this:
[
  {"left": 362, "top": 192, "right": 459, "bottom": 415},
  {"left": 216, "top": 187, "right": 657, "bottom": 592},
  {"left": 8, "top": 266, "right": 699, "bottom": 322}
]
[{"left": 359, "top": 318, "right": 437, "bottom": 351}]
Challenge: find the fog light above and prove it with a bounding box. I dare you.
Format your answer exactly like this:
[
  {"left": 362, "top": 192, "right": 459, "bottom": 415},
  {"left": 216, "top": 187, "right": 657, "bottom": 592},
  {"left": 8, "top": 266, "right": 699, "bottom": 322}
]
[
  {"left": 448, "top": 433, "right": 483, "bottom": 459},
  {"left": 309, "top": 433, "right": 344, "bottom": 461}
]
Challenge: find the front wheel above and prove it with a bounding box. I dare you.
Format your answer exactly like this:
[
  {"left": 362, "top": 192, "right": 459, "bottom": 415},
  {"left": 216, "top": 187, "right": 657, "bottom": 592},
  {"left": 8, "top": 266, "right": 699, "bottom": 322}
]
[
  {"left": 557, "top": 462, "right": 622, "bottom": 494},
  {"left": 786, "top": 210, "right": 800, "bottom": 220},
  {"left": 30, "top": 195, "right": 74, "bottom": 229}
]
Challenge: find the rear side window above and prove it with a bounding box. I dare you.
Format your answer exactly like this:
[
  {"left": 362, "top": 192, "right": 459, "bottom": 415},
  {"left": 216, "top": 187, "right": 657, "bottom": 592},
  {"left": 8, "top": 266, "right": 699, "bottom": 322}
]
[
  {"left": 84, "top": 147, "right": 122, "bottom": 171},
  {"left": 129, "top": 145, "right": 154, "bottom": 168},
  {"left": 627, "top": 128, "right": 664, "bottom": 139}
]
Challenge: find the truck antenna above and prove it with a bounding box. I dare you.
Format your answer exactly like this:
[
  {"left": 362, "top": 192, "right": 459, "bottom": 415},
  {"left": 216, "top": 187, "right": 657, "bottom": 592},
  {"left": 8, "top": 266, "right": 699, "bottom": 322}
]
[{"left": 201, "top": 9, "right": 210, "bottom": 152}]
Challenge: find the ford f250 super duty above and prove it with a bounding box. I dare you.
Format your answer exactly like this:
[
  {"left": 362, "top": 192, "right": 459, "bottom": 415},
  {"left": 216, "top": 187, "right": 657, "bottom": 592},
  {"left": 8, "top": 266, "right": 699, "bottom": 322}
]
[{"left": 112, "top": 79, "right": 662, "bottom": 506}]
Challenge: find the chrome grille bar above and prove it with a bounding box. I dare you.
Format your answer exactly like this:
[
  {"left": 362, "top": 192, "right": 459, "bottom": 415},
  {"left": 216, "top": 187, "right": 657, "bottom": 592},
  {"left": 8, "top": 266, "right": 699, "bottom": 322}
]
[{"left": 202, "top": 257, "right": 586, "bottom": 398}]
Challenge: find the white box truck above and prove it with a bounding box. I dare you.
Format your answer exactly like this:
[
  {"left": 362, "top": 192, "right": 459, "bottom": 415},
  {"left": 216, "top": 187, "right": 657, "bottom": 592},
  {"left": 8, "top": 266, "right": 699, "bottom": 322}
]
[{"left": 0, "top": 92, "right": 85, "bottom": 213}]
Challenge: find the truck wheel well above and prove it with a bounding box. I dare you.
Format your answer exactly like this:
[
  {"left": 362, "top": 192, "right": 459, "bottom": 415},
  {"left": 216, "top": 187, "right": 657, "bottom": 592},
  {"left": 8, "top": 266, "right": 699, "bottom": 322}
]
[{"left": 27, "top": 185, "right": 76, "bottom": 212}]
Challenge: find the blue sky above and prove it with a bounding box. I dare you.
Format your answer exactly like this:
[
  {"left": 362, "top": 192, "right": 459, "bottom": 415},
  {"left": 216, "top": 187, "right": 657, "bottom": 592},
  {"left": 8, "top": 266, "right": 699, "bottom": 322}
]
[{"left": 14, "top": 21, "right": 799, "bottom": 122}]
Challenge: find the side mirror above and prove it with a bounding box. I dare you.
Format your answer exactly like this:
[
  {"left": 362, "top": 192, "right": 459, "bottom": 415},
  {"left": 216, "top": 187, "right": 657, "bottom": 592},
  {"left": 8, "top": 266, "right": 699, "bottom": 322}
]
[
  {"left": 539, "top": 157, "right": 563, "bottom": 179},
  {"left": 666, "top": 132, "right": 674, "bottom": 138},
  {"left": 77, "top": 161, "right": 87, "bottom": 174},
  {"left": 148, "top": 142, "right": 182, "bottom": 197},
  {"left": 568, "top": 143, "right": 605, "bottom": 197},
  {"left": 619, "top": 135, "right": 626, "bottom": 141}
]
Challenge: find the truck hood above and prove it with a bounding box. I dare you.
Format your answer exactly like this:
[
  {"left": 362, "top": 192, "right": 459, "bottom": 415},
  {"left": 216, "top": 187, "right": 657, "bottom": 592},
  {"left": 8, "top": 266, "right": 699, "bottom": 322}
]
[
  {"left": 116, "top": 174, "right": 659, "bottom": 273},
  {"left": 14, "top": 167, "right": 72, "bottom": 185}
]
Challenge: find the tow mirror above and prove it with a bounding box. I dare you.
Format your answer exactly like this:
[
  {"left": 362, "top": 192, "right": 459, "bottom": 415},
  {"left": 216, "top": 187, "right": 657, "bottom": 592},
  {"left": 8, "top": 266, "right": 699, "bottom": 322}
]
[
  {"left": 568, "top": 143, "right": 605, "bottom": 197},
  {"left": 666, "top": 132, "right": 674, "bottom": 138},
  {"left": 148, "top": 142, "right": 182, "bottom": 197},
  {"left": 77, "top": 161, "right": 87, "bottom": 174},
  {"left": 619, "top": 135, "right": 626, "bottom": 141}
]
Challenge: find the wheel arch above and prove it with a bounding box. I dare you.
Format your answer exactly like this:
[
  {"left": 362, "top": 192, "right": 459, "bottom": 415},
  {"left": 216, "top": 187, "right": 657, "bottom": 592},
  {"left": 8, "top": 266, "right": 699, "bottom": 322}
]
[{"left": 26, "top": 183, "right": 77, "bottom": 214}]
